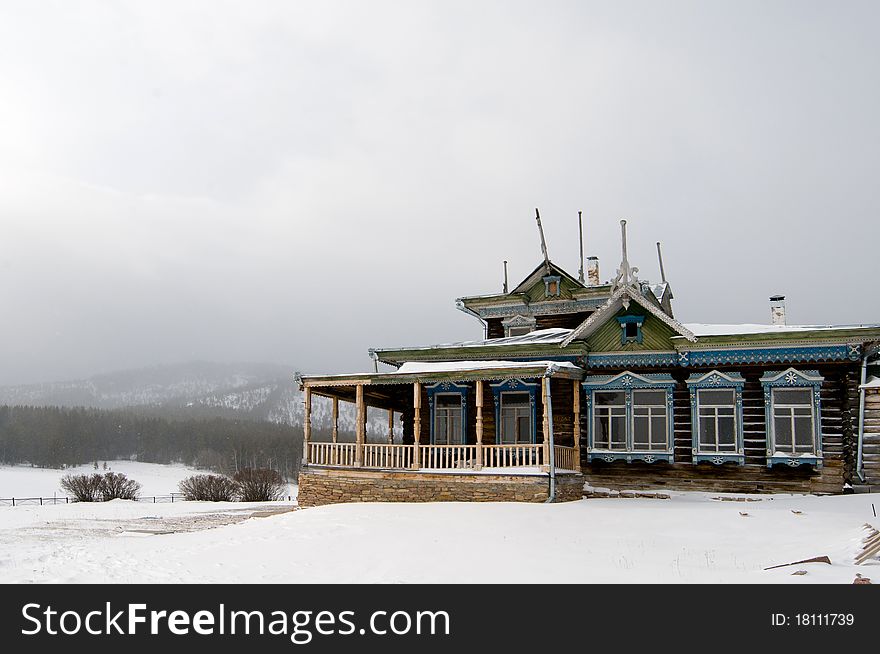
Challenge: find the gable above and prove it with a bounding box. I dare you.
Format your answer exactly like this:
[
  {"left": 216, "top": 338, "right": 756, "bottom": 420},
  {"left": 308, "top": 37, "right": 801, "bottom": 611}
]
[
  {"left": 586, "top": 306, "right": 679, "bottom": 352},
  {"left": 523, "top": 272, "right": 581, "bottom": 303},
  {"left": 510, "top": 261, "right": 583, "bottom": 298}
]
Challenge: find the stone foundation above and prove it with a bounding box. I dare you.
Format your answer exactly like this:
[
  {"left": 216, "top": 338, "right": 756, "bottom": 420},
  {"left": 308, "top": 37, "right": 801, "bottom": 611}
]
[{"left": 297, "top": 466, "right": 585, "bottom": 507}]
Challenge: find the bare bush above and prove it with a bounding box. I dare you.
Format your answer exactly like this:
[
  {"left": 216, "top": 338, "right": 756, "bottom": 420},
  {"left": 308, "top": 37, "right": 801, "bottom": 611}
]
[
  {"left": 99, "top": 472, "right": 141, "bottom": 501},
  {"left": 178, "top": 474, "right": 239, "bottom": 502},
  {"left": 60, "top": 473, "right": 104, "bottom": 502},
  {"left": 233, "top": 467, "right": 285, "bottom": 502}
]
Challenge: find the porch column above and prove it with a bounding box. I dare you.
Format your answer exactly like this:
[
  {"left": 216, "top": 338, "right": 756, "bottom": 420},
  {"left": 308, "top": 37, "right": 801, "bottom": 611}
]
[
  {"left": 303, "top": 387, "right": 312, "bottom": 465},
  {"left": 355, "top": 384, "right": 365, "bottom": 467},
  {"left": 475, "top": 380, "right": 484, "bottom": 470},
  {"left": 412, "top": 382, "right": 422, "bottom": 470},
  {"left": 331, "top": 397, "right": 339, "bottom": 444},
  {"left": 572, "top": 379, "right": 581, "bottom": 471},
  {"left": 541, "top": 378, "right": 550, "bottom": 472},
  {"left": 387, "top": 409, "right": 394, "bottom": 444}
]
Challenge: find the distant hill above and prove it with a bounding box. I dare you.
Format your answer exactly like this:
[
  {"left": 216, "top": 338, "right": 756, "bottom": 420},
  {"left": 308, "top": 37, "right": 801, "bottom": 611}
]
[{"left": 0, "top": 362, "right": 400, "bottom": 440}]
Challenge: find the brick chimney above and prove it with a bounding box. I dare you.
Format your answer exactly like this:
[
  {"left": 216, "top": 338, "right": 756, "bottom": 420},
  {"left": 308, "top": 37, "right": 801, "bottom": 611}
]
[
  {"left": 586, "top": 256, "right": 600, "bottom": 286},
  {"left": 770, "top": 295, "right": 786, "bottom": 325}
]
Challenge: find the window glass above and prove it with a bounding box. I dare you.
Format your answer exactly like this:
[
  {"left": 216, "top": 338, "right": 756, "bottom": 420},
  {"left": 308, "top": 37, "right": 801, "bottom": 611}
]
[
  {"left": 433, "top": 394, "right": 463, "bottom": 445},
  {"left": 771, "top": 387, "right": 815, "bottom": 455},
  {"left": 500, "top": 392, "right": 531, "bottom": 444},
  {"left": 696, "top": 388, "right": 737, "bottom": 453}
]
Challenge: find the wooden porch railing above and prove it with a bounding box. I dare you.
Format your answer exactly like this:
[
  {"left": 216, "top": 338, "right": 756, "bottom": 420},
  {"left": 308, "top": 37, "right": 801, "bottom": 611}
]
[
  {"left": 419, "top": 445, "right": 478, "bottom": 470},
  {"left": 553, "top": 445, "right": 578, "bottom": 471},
  {"left": 308, "top": 442, "right": 356, "bottom": 466},
  {"left": 363, "top": 444, "right": 414, "bottom": 469},
  {"left": 482, "top": 443, "right": 544, "bottom": 468},
  {"left": 306, "top": 443, "right": 577, "bottom": 471}
]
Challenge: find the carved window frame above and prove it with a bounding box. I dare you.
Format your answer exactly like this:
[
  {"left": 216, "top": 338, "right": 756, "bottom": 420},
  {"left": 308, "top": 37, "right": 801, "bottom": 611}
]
[
  {"left": 686, "top": 371, "right": 745, "bottom": 465},
  {"left": 426, "top": 382, "right": 469, "bottom": 446},
  {"left": 489, "top": 379, "right": 538, "bottom": 445},
  {"left": 583, "top": 372, "right": 676, "bottom": 464},
  {"left": 760, "top": 368, "right": 823, "bottom": 468},
  {"left": 501, "top": 315, "right": 537, "bottom": 338}
]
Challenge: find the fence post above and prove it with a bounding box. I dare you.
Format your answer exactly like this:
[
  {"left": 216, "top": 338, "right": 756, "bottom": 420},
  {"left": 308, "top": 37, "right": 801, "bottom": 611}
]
[{"left": 12, "top": 498, "right": 14, "bottom": 507}]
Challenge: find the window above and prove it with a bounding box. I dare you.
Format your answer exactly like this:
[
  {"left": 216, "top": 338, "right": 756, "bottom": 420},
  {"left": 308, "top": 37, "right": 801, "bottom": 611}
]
[
  {"left": 501, "top": 315, "right": 536, "bottom": 338},
  {"left": 593, "top": 391, "right": 626, "bottom": 450},
  {"left": 500, "top": 392, "right": 532, "bottom": 444},
  {"left": 770, "top": 388, "right": 815, "bottom": 455},
  {"left": 434, "top": 394, "right": 463, "bottom": 445},
  {"left": 543, "top": 275, "right": 561, "bottom": 298},
  {"left": 686, "top": 371, "right": 745, "bottom": 465},
  {"left": 697, "top": 389, "right": 737, "bottom": 453},
  {"left": 584, "top": 372, "right": 675, "bottom": 463},
  {"left": 632, "top": 390, "right": 668, "bottom": 451},
  {"left": 490, "top": 379, "right": 538, "bottom": 445},
  {"left": 761, "top": 368, "right": 823, "bottom": 468},
  {"left": 426, "top": 382, "right": 468, "bottom": 446},
  {"left": 616, "top": 315, "right": 644, "bottom": 345}
]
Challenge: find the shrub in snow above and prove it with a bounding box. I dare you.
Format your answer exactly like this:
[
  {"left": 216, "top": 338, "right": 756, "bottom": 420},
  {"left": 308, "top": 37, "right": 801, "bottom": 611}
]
[
  {"left": 178, "top": 474, "right": 239, "bottom": 502},
  {"left": 233, "top": 467, "right": 285, "bottom": 502},
  {"left": 99, "top": 472, "right": 141, "bottom": 501},
  {"left": 60, "top": 472, "right": 141, "bottom": 502},
  {"left": 60, "top": 473, "right": 104, "bottom": 502}
]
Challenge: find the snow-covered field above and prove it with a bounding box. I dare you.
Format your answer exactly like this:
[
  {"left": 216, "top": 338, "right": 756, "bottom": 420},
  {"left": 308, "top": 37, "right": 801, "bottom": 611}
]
[
  {"left": 0, "top": 461, "right": 206, "bottom": 498},
  {"left": 0, "top": 461, "right": 296, "bottom": 499},
  {"left": 0, "top": 488, "right": 877, "bottom": 583}
]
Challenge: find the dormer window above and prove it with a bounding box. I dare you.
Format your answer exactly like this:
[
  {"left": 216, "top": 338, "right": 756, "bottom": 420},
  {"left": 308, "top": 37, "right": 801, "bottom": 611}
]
[
  {"left": 616, "top": 315, "right": 644, "bottom": 345},
  {"left": 543, "top": 275, "right": 561, "bottom": 298},
  {"left": 501, "top": 315, "right": 536, "bottom": 338}
]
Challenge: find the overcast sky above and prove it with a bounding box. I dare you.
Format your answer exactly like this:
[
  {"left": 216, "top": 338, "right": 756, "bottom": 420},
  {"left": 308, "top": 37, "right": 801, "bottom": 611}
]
[{"left": 0, "top": 1, "right": 878, "bottom": 385}]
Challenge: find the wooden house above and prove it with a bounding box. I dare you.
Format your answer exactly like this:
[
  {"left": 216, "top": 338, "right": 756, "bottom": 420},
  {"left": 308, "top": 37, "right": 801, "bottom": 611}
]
[{"left": 296, "top": 220, "right": 880, "bottom": 506}]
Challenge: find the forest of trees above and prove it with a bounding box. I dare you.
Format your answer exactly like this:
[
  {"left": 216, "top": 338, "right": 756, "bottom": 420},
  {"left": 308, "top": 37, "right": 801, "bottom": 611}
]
[{"left": 0, "top": 405, "right": 310, "bottom": 480}]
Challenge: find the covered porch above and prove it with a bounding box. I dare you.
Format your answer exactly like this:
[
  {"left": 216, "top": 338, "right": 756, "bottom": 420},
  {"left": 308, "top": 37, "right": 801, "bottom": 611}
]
[{"left": 298, "top": 360, "right": 584, "bottom": 473}]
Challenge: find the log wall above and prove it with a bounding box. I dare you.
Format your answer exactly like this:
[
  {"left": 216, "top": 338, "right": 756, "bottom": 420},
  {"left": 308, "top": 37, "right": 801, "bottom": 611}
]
[
  {"left": 579, "top": 362, "right": 859, "bottom": 495},
  {"left": 861, "top": 387, "right": 880, "bottom": 490}
]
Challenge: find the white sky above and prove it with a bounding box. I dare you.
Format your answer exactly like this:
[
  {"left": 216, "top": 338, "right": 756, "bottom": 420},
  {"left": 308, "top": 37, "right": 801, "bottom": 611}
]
[{"left": 0, "top": 1, "right": 878, "bottom": 384}]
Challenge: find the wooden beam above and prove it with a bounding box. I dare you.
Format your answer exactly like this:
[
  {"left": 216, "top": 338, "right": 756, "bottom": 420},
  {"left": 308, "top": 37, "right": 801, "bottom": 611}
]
[
  {"left": 387, "top": 409, "right": 394, "bottom": 444},
  {"left": 332, "top": 397, "right": 339, "bottom": 444},
  {"left": 476, "top": 380, "right": 484, "bottom": 470},
  {"left": 542, "top": 377, "right": 550, "bottom": 472},
  {"left": 355, "top": 384, "right": 365, "bottom": 467},
  {"left": 303, "top": 387, "right": 312, "bottom": 465},
  {"left": 412, "top": 382, "right": 422, "bottom": 470}
]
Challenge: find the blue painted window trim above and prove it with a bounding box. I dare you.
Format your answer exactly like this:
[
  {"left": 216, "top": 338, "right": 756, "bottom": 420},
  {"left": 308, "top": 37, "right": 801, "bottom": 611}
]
[
  {"left": 582, "top": 371, "right": 676, "bottom": 464},
  {"left": 489, "top": 379, "right": 538, "bottom": 444},
  {"left": 616, "top": 315, "right": 644, "bottom": 345},
  {"left": 685, "top": 371, "right": 745, "bottom": 465},
  {"left": 426, "top": 382, "right": 469, "bottom": 445},
  {"left": 760, "top": 368, "right": 824, "bottom": 469},
  {"left": 542, "top": 275, "right": 561, "bottom": 298}
]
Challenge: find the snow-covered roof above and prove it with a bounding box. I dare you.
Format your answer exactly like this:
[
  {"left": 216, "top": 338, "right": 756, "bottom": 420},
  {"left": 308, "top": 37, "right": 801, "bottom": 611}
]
[
  {"left": 861, "top": 376, "right": 880, "bottom": 390},
  {"left": 394, "top": 360, "right": 582, "bottom": 375},
  {"left": 682, "top": 323, "right": 880, "bottom": 337},
  {"left": 380, "top": 328, "right": 573, "bottom": 353}
]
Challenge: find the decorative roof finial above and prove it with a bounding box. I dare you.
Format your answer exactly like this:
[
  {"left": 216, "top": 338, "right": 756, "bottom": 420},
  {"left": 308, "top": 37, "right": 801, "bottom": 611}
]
[{"left": 611, "top": 219, "right": 639, "bottom": 294}]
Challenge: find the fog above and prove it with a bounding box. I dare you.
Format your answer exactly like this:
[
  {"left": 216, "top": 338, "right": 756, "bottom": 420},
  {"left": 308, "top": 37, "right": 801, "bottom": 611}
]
[{"left": 1, "top": 1, "right": 878, "bottom": 385}]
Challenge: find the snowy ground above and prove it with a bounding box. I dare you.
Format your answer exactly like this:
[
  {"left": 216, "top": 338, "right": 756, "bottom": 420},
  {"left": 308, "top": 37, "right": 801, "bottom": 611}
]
[
  {"left": 0, "top": 461, "right": 296, "bottom": 499},
  {"left": 0, "top": 490, "right": 877, "bottom": 583}
]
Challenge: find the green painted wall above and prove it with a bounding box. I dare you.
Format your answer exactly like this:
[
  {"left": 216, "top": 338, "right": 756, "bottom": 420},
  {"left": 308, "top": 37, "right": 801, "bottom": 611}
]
[{"left": 587, "top": 307, "right": 677, "bottom": 352}]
